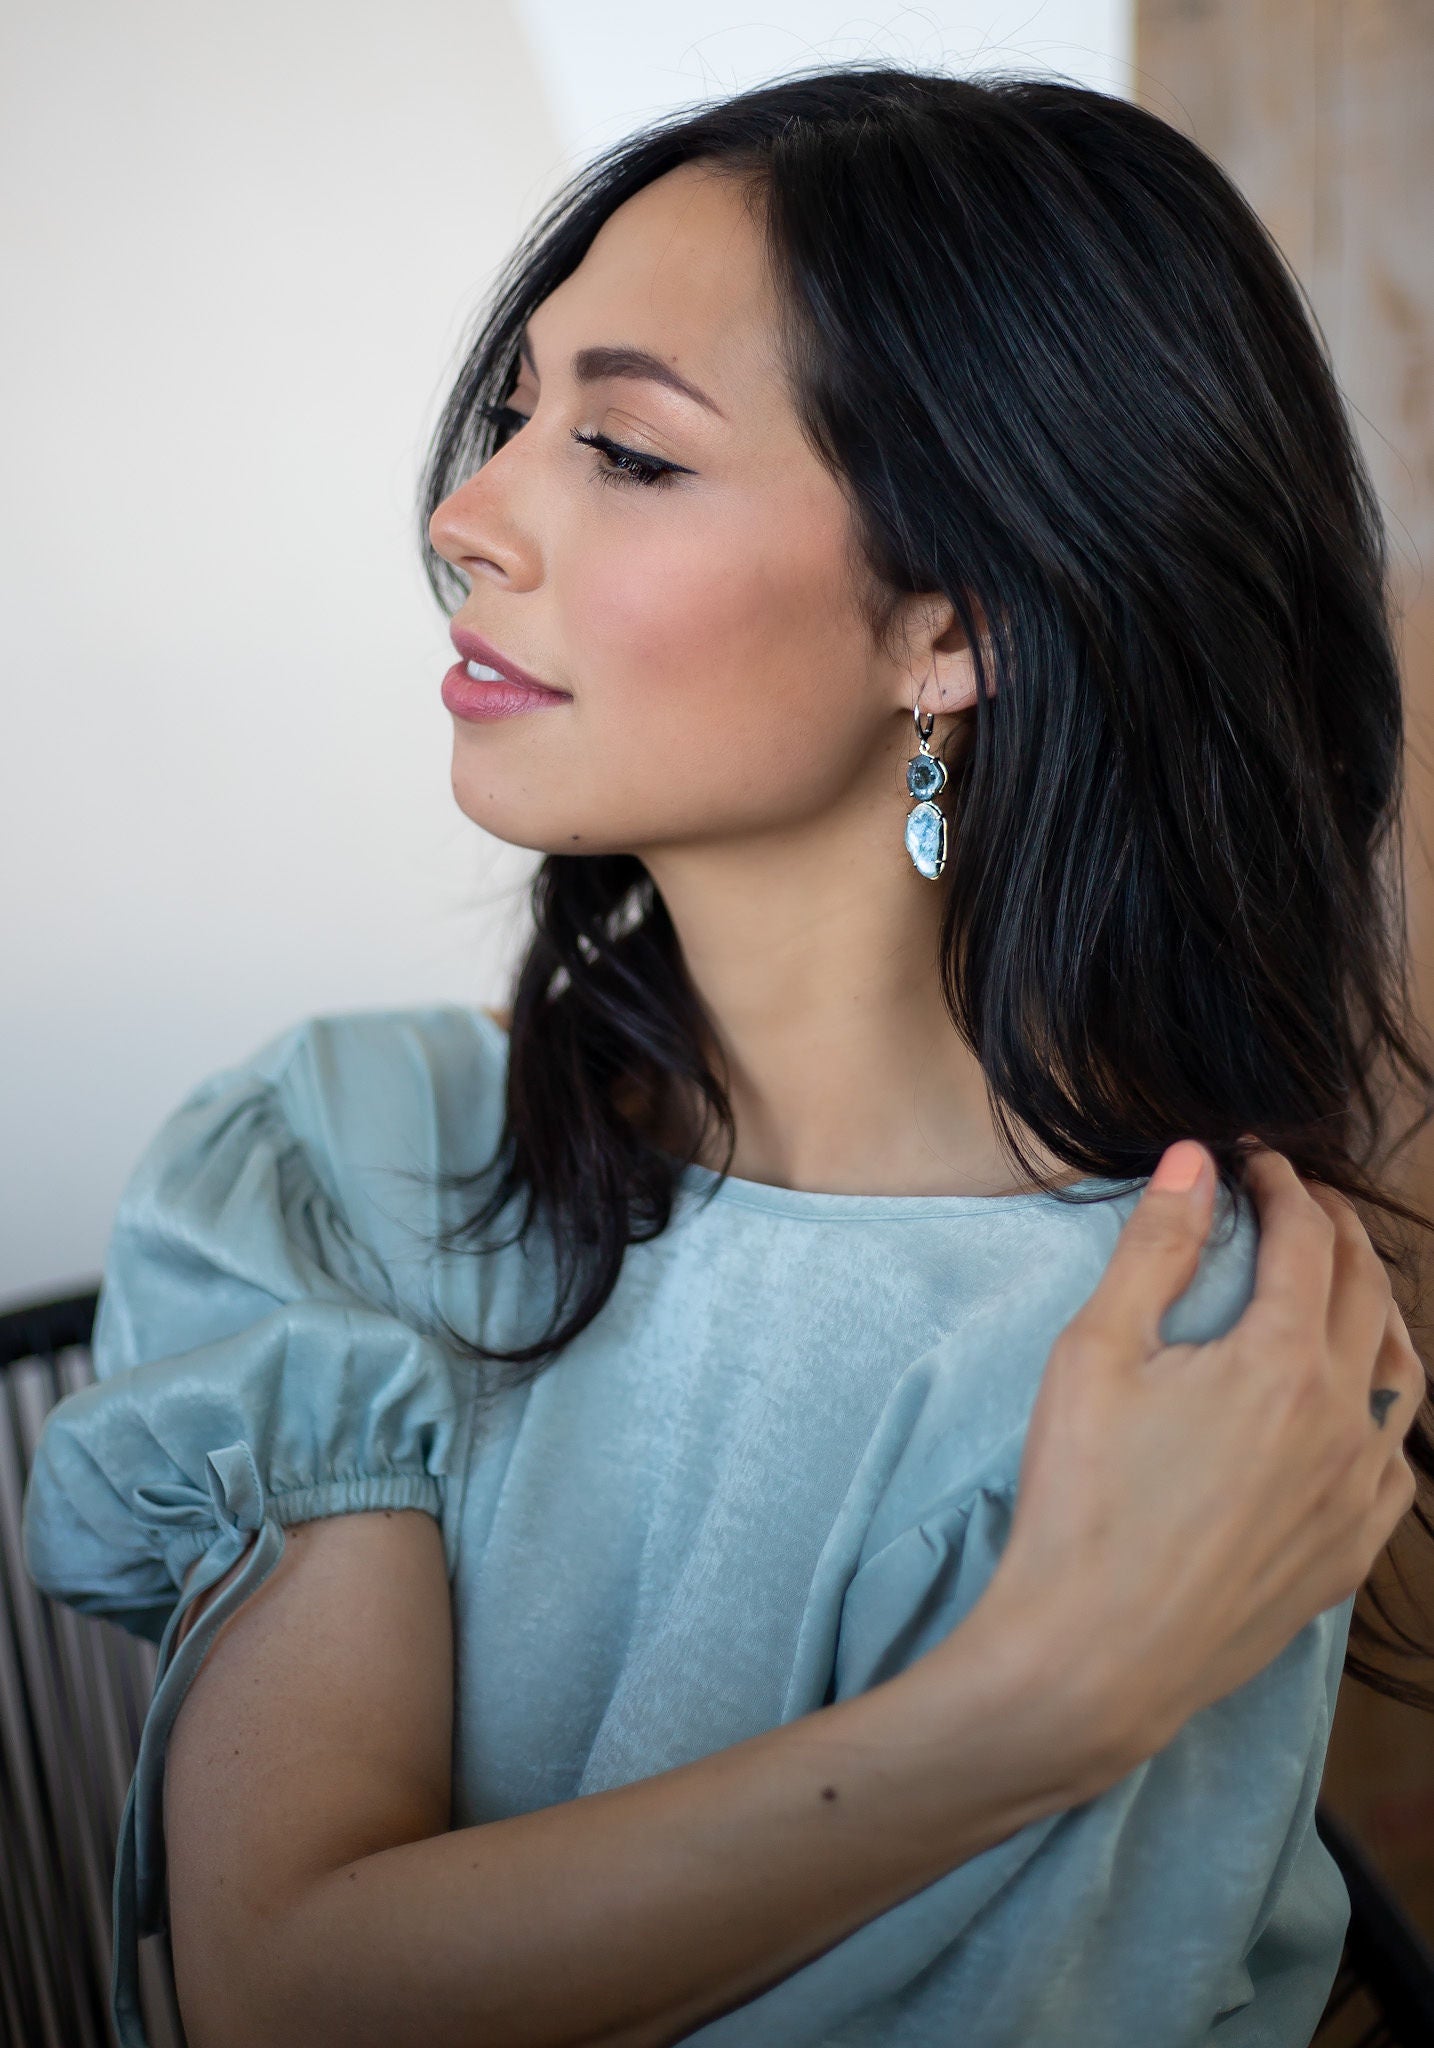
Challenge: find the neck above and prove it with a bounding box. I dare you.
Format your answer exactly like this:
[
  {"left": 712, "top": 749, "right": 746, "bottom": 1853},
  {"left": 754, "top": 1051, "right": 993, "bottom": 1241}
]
[{"left": 630, "top": 831, "right": 1079, "bottom": 1200}]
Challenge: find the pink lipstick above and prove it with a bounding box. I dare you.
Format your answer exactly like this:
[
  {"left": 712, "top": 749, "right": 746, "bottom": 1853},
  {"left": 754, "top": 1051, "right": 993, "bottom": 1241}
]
[{"left": 442, "top": 624, "right": 571, "bottom": 722}]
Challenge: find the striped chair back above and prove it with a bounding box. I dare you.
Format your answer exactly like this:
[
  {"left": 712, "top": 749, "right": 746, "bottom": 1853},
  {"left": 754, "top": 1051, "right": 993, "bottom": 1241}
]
[{"left": 1, "top": 1288, "right": 183, "bottom": 2048}]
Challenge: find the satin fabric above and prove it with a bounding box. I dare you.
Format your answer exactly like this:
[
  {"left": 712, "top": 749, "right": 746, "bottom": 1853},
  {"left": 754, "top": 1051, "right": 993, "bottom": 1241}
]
[{"left": 22, "top": 1003, "right": 1352, "bottom": 2046}]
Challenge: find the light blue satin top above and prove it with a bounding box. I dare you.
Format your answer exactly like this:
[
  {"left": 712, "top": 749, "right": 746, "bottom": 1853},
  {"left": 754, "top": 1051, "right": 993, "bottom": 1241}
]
[{"left": 21, "top": 1003, "right": 1352, "bottom": 2047}]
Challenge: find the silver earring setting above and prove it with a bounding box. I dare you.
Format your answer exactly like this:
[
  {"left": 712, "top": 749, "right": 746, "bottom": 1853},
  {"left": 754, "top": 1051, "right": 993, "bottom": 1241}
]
[{"left": 904, "top": 705, "right": 947, "bottom": 880}]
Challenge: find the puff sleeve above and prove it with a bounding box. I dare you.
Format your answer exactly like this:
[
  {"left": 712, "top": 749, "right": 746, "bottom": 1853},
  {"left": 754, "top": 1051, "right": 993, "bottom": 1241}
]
[
  {"left": 20, "top": 1013, "right": 479, "bottom": 2048},
  {"left": 723, "top": 1490, "right": 1351, "bottom": 2048},
  {"left": 683, "top": 1186, "right": 1355, "bottom": 2048}
]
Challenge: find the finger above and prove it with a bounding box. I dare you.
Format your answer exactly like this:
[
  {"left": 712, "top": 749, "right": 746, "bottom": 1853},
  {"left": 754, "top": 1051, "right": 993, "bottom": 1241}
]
[
  {"left": 1070, "top": 1141, "right": 1216, "bottom": 1361},
  {"left": 1370, "top": 1297, "right": 1427, "bottom": 1441},
  {"left": 1306, "top": 1177, "right": 1430, "bottom": 1435},
  {"left": 1361, "top": 1448, "right": 1419, "bottom": 1577},
  {"left": 1310, "top": 1182, "right": 1394, "bottom": 1405},
  {"left": 1345, "top": 1306, "right": 1425, "bottom": 1528},
  {"left": 1239, "top": 1149, "right": 1338, "bottom": 1368}
]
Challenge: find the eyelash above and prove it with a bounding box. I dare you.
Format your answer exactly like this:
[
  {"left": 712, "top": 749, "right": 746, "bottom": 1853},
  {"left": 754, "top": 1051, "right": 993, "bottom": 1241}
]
[{"left": 477, "top": 402, "right": 682, "bottom": 491}]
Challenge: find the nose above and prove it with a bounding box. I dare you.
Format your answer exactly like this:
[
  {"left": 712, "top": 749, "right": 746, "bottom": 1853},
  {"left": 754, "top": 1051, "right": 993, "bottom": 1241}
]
[{"left": 427, "top": 458, "right": 541, "bottom": 593}]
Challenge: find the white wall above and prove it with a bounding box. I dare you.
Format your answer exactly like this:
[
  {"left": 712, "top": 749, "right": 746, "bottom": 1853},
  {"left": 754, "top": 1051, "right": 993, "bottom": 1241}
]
[
  {"left": 521, "top": 2, "right": 1133, "bottom": 167},
  {"left": 1, "top": 0, "right": 1132, "bottom": 1305}
]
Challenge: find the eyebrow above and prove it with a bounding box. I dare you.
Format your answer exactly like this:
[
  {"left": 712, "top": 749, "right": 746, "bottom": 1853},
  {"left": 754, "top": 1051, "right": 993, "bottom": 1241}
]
[{"left": 517, "top": 324, "right": 726, "bottom": 420}]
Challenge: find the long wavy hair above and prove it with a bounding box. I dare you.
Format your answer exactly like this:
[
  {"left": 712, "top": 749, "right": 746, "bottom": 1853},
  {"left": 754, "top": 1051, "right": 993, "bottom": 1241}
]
[{"left": 405, "top": 64, "right": 1434, "bottom": 1709}]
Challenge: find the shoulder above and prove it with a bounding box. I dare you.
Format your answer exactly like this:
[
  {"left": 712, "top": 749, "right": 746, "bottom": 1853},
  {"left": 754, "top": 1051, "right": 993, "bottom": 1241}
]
[
  {"left": 96, "top": 1003, "right": 510, "bottom": 1355},
  {"left": 856, "top": 1177, "right": 1261, "bottom": 1557},
  {"left": 255, "top": 1002, "right": 514, "bottom": 1271},
  {"left": 26, "top": 1012, "right": 494, "bottom": 1632},
  {"left": 216, "top": 998, "right": 505, "bottom": 1183},
  {"left": 255, "top": 999, "right": 503, "bottom": 1118}
]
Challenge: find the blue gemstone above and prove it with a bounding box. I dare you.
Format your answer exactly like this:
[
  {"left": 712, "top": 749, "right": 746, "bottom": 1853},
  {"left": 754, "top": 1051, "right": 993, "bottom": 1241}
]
[
  {"left": 905, "top": 801, "right": 946, "bottom": 878},
  {"left": 907, "top": 752, "right": 946, "bottom": 800}
]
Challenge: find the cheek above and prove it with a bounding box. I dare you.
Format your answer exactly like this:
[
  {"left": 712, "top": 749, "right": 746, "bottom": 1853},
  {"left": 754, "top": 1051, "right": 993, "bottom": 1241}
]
[
  {"left": 446, "top": 478, "right": 883, "bottom": 860},
  {"left": 556, "top": 489, "right": 862, "bottom": 769}
]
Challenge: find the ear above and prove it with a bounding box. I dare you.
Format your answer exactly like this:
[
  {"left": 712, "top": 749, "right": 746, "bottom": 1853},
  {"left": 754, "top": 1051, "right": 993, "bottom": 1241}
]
[{"left": 895, "top": 592, "right": 994, "bottom": 719}]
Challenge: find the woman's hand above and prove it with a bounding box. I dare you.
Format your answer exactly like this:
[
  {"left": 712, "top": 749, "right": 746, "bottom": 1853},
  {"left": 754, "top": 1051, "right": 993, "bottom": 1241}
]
[{"left": 959, "top": 1139, "right": 1425, "bottom": 1777}]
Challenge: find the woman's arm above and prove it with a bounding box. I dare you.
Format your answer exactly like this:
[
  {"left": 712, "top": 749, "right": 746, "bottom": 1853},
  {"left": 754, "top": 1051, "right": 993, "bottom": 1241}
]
[
  {"left": 166, "top": 1143, "right": 1424, "bottom": 2048},
  {"left": 167, "top": 1509, "right": 1125, "bottom": 2048}
]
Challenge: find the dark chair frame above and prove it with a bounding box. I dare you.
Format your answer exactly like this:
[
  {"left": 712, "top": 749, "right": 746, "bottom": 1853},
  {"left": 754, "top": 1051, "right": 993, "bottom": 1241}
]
[{"left": 4, "top": 1284, "right": 1434, "bottom": 2048}]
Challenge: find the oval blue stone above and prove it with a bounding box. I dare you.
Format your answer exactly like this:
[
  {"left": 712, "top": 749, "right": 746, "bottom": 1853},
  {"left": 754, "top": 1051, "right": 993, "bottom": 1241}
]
[
  {"left": 907, "top": 753, "right": 946, "bottom": 800},
  {"left": 905, "top": 801, "right": 946, "bottom": 879}
]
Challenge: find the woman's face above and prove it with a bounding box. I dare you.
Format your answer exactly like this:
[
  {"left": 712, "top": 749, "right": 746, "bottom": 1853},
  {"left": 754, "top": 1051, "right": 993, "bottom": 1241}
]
[{"left": 428, "top": 159, "right": 970, "bottom": 862}]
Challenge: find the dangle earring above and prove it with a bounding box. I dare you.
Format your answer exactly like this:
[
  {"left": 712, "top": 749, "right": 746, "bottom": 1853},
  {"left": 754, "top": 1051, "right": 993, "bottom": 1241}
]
[{"left": 904, "top": 705, "right": 948, "bottom": 880}]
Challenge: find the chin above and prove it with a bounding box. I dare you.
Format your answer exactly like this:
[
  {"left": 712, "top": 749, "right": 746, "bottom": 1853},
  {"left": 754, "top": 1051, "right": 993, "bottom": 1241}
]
[
  {"left": 448, "top": 772, "right": 676, "bottom": 860},
  {"left": 447, "top": 787, "right": 589, "bottom": 856}
]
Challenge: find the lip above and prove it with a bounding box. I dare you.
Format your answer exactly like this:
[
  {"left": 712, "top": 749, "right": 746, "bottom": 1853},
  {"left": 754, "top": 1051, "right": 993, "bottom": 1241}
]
[
  {"left": 441, "top": 660, "right": 570, "bottom": 721},
  {"left": 447, "top": 622, "right": 568, "bottom": 697}
]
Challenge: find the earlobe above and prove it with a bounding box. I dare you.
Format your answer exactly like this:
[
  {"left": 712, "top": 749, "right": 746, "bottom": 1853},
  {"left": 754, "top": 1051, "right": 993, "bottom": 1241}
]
[
  {"left": 898, "top": 592, "right": 995, "bottom": 719},
  {"left": 938, "top": 667, "right": 979, "bottom": 714},
  {"left": 916, "top": 654, "right": 986, "bottom": 718}
]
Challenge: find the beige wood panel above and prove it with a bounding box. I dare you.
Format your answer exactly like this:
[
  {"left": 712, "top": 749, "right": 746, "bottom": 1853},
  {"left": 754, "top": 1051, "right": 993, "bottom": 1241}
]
[{"left": 1137, "top": 0, "right": 1434, "bottom": 1938}]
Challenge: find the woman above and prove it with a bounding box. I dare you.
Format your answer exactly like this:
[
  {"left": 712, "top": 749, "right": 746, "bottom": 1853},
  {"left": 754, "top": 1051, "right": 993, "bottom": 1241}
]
[{"left": 21, "top": 63, "right": 1431, "bottom": 2048}]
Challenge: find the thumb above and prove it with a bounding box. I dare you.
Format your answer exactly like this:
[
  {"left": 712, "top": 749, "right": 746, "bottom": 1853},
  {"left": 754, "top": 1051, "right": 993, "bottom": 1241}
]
[{"left": 1078, "top": 1141, "right": 1217, "bottom": 1362}]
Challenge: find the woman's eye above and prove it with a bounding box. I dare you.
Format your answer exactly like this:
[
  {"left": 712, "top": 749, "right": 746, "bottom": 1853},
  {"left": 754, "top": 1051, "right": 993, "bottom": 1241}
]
[
  {"left": 569, "top": 427, "right": 682, "bottom": 491},
  {"left": 474, "top": 401, "right": 689, "bottom": 491}
]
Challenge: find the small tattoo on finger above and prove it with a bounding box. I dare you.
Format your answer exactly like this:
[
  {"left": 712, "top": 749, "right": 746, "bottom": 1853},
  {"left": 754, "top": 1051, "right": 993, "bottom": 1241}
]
[{"left": 1370, "top": 1388, "right": 1400, "bottom": 1429}]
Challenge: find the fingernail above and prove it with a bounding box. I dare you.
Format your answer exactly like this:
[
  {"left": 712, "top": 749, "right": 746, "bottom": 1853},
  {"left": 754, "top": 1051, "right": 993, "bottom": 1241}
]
[{"left": 1150, "top": 1140, "right": 1207, "bottom": 1194}]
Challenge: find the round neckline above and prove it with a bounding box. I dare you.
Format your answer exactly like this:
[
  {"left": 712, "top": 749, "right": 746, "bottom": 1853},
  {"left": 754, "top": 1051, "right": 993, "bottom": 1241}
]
[
  {"left": 664, "top": 1152, "right": 1134, "bottom": 1218},
  {"left": 469, "top": 1004, "right": 1138, "bottom": 1220}
]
